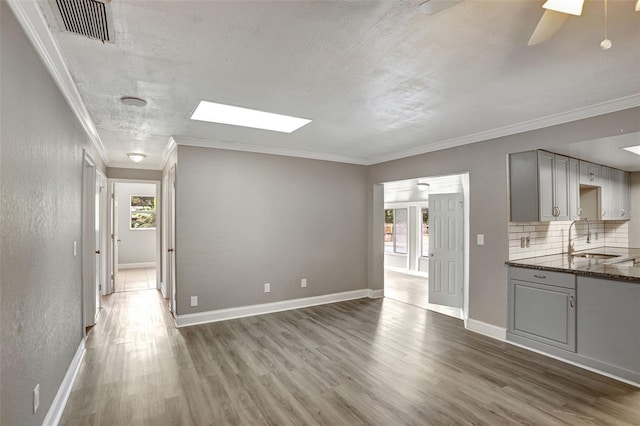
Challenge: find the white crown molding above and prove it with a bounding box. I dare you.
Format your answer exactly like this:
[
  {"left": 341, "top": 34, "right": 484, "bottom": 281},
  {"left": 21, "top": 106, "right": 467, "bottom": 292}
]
[
  {"left": 172, "top": 136, "right": 369, "bottom": 165},
  {"left": 175, "top": 289, "right": 373, "bottom": 328},
  {"left": 43, "top": 339, "right": 85, "bottom": 426},
  {"left": 366, "top": 94, "right": 640, "bottom": 165},
  {"left": 7, "top": 0, "right": 110, "bottom": 165},
  {"left": 159, "top": 137, "right": 178, "bottom": 170}
]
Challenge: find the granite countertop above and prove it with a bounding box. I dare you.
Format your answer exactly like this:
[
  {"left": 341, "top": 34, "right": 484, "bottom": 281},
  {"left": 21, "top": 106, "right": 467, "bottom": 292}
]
[{"left": 506, "top": 247, "right": 640, "bottom": 283}]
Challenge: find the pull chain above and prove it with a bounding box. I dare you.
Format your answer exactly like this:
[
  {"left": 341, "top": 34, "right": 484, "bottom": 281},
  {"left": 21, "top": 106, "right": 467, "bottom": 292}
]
[{"left": 601, "top": 0, "right": 612, "bottom": 49}]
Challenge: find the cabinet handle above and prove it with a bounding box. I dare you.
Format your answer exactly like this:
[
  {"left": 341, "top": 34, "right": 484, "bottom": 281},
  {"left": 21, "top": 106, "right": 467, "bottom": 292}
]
[
  {"left": 534, "top": 274, "right": 546, "bottom": 279},
  {"left": 577, "top": 207, "right": 582, "bottom": 217},
  {"left": 620, "top": 209, "right": 625, "bottom": 217},
  {"left": 602, "top": 209, "right": 606, "bottom": 217},
  {"left": 569, "top": 295, "right": 575, "bottom": 308}
]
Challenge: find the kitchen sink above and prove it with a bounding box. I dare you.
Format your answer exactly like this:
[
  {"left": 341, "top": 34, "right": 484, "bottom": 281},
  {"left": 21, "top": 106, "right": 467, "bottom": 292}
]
[{"left": 571, "top": 253, "right": 620, "bottom": 260}]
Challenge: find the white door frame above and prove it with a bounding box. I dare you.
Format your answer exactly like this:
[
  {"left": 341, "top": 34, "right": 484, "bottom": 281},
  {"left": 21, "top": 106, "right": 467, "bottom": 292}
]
[
  {"left": 106, "top": 178, "right": 162, "bottom": 293},
  {"left": 95, "top": 170, "right": 107, "bottom": 305},
  {"left": 82, "top": 151, "right": 97, "bottom": 331},
  {"left": 165, "top": 165, "right": 177, "bottom": 315},
  {"left": 378, "top": 172, "right": 470, "bottom": 323}
]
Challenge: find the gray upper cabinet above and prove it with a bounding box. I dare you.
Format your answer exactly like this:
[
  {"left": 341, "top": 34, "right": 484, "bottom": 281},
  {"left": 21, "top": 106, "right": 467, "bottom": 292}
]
[
  {"left": 509, "top": 150, "right": 573, "bottom": 222},
  {"left": 579, "top": 161, "right": 601, "bottom": 186},
  {"left": 568, "top": 158, "right": 581, "bottom": 220},
  {"left": 511, "top": 151, "right": 630, "bottom": 222},
  {"left": 601, "top": 166, "right": 631, "bottom": 220}
]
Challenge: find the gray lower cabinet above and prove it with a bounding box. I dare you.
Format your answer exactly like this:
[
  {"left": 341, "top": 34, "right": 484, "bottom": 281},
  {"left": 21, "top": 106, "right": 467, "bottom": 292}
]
[
  {"left": 508, "top": 267, "right": 576, "bottom": 352},
  {"left": 577, "top": 276, "right": 640, "bottom": 376}
]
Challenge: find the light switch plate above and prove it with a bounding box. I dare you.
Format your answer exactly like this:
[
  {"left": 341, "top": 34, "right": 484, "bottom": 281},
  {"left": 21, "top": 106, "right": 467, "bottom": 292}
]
[
  {"left": 264, "top": 283, "right": 271, "bottom": 293},
  {"left": 190, "top": 296, "right": 198, "bottom": 307},
  {"left": 477, "top": 234, "right": 485, "bottom": 245},
  {"left": 301, "top": 278, "right": 307, "bottom": 288}
]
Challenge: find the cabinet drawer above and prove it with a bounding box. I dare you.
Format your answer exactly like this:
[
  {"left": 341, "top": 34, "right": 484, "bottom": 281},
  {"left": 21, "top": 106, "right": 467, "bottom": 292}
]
[{"left": 509, "top": 267, "right": 575, "bottom": 289}]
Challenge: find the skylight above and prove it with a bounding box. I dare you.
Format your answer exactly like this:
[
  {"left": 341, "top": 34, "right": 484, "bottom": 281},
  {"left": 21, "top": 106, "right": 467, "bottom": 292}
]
[
  {"left": 622, "top": 145, "right": 640, "bottom": 156},
  {"left": 190, "top": 101, "right": 311, "bottom": 133}
]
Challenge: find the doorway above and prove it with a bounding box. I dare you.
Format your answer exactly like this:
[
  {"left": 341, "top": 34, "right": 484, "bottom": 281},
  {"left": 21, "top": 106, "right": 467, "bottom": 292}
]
[
  {"left": 382, "top": 173, "right": 469, "bottom": 320},
  {"left": 107, "top": 179, "right": 161, "bottom": 295}
]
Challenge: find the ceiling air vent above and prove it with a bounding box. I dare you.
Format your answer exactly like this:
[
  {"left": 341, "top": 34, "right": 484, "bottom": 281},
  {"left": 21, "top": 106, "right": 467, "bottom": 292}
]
[{"left": 50, "top": 0, "right": 114, "bottom": 43}]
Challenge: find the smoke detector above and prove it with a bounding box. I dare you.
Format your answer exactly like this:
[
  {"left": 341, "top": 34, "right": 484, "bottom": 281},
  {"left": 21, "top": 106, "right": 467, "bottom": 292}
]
[{"left": 49, "top": 0, "right": 115, "bottom": 43}]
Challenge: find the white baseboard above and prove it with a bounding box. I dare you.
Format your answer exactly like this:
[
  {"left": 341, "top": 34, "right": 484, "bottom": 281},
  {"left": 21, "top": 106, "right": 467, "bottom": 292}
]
[
  {"left": 176, "top": 289, "right": 376, "bottom": 328},
  {"left": 118, "top": 262, "right": 155, "bottom": 270},
  {"left": 43, "top": 339, "right": 86, "bottom": 426},
  {"left": 367, "top": 289, "right": 384, "bottom": 299},
  {"left": 466, "top": 318, "right": 507, "bottom": 341}
]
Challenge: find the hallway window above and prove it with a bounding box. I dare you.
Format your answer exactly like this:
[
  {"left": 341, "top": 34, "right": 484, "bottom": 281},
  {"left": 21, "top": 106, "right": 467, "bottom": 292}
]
[
  {"left": 384, "top": 208, "right": 408, "bottom": 254},
  {"left": 421, "top": 208, "right": 429, "bottom": 257},
  {"left": 130, "top": 195, "right": 156, "bottom": 229}
]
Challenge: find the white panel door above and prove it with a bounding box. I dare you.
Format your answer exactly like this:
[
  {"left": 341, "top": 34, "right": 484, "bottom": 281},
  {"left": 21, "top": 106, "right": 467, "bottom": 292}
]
[
  {"left": 428, "top": 193, "right": 464, "bottom": 308},
  {"left": 110, "top": 183, "right": 119, "bottom": 292}
]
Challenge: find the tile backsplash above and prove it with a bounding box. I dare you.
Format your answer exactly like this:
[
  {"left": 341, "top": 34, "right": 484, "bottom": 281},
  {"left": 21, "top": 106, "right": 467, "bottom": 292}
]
[{"left": 508, "top": 220, "right": 629, "bottom": 260}]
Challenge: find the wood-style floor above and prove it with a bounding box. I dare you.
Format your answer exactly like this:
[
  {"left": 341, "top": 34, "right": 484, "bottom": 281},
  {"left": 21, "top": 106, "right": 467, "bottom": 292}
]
[
  {"left": 60, "top": 290, "right": 640, "bottom": 425},
  {"left": 384, "top": 269, "right": 429, "bottom": 310},
  {"left": 115, "top": 267, "right": 156, "bottom": 292}
]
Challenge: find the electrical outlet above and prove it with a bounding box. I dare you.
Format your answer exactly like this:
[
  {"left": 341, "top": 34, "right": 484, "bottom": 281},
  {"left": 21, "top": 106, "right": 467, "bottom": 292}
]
[
  {"left": 190, "top": 296, "right": 198, "bottom": 307},
  {"left": 264, "top": 283, "right": 271, "bottom": 293},
  {"left": 301, "top": 278, "right": 307, "bottom": 288},
  {"left": 477, "top": 234, "right": 484, "bottom": 246},
  {"left": 73, "top": 241, "right": 77, "bottom": 257},
  {"left": 33, "top": 384, "right": 39, "bottom": 413}
]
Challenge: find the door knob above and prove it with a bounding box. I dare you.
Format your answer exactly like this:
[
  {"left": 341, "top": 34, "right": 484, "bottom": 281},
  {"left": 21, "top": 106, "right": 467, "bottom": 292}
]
[
  {"left": 168, "top": 248, "right": 174, "bottom": 252},
  {"left": 95, "top": 250, "right": 101, "bottom": 254},
  {"left": 429, "top": 253, "right": 434, "bottom": 257}
]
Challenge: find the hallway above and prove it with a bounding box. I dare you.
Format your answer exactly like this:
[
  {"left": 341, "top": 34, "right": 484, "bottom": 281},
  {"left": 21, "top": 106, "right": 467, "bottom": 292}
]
[
  {"left": 60, "top": 290, "right": 640, "bottom": 425},
  {"left": 115, "top": 267, "right": 157, "bottom": 292}
]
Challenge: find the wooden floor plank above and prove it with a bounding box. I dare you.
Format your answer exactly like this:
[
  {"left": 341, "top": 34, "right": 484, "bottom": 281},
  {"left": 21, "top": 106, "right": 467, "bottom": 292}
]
[{"left": 60, "top": 290, "right": 640, "bottom": 425}]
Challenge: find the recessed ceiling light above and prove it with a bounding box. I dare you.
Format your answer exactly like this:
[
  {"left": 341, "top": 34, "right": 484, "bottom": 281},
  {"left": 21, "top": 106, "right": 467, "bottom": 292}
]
[
  {"left": 127, "top": 153, "right": 146, "bottom": 163},
  {"left": 622, "top": 145, "right": 640, "bottom": 156},
  {"left": 417, "top": 182, "right": 430, "bottom": 191},
  {"left": 120, "top": 96, "right": 147, "bottom": 107},
  {"left": 190, "top": 100, "right": 311, "bottom": 133}
]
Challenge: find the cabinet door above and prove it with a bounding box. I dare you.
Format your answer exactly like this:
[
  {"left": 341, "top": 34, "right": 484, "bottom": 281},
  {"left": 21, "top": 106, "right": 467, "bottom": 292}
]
[
  {"left": 553, "top": 154, "right": 570, "bottom": 221},
  {"left": 577, "top": 277, "right": 640, "bottom": 374},
  {"left": 568, "top": 158, "right": 581, "bottom": 220},
  {"left": 538, "top": 151, "right": 556, "bottom": 221},
  {"left": 600, "top": 166, "right": 611, "bottom": 220},
  {"left": 510, "top": 279, "right": 576, "bottom": 352},
  {"left": 621, "top": 171, "right": 630, "bottom": 219},
  {"left": 610, "top": 169, "right": 630, "bottom": 219},
  {"left": 579, "top": 161, "right": 600, "bottom": 186}
]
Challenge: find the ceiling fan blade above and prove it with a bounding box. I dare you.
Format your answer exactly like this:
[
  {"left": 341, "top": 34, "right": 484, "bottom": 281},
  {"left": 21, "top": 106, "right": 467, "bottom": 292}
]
[
  {"left": 542, "top": 0, "right": 585, "bottom": 16},
  {"left": 528, "top": 10, "right": 569, "bottom": 46}
]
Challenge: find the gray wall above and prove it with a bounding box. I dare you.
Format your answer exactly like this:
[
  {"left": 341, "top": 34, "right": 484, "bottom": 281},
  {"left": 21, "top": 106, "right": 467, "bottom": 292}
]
[
  {"left": 0, "top": 3, "right": 106, "bottom": 424},
  {"left": 107, "top": 167, "right": 162, "bottom": 181},
  {"left": 116, "top": 182, "right": 157, "bottom": 265},
  {"left": 368, "top": 107, "right": 640, "bottom": 328},
  {"left": 630, "top": 172, "right": 640, "bottom": 248},
  {"left": 175, "top": 145, "right": 368, "bottom": 315}
]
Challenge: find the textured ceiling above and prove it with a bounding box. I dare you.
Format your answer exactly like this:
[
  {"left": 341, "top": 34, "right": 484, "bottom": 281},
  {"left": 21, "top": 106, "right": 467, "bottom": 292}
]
[{"left": 38, "top": 0, "right": 640, "bottom": 169}]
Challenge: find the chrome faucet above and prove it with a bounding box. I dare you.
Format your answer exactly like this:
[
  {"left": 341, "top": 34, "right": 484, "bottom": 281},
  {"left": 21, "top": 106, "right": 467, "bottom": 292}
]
[{"left": 567, "top": 218, "right": 591, "bottom": 257}]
